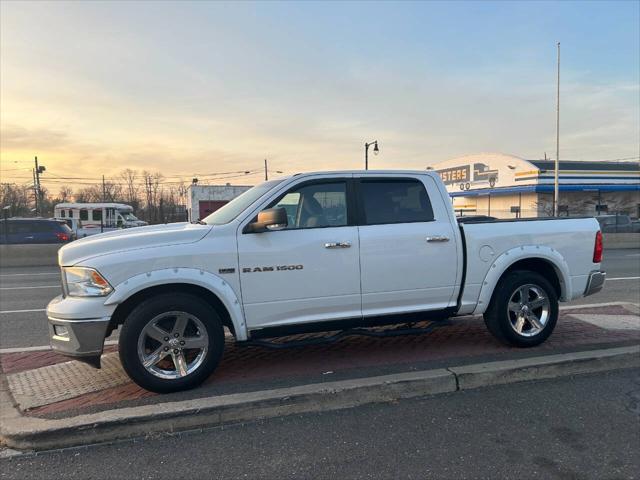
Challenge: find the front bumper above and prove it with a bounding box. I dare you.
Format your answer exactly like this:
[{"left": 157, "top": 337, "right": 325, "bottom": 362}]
[
  {"left": 584, "top": 271, "right": 606, "bottom": 297},
  {"left": 48, "top": 315, "right": 111, "bottom": 357},
  {"left": 47, "top": 295, "right": 116, "bottom": 366}
]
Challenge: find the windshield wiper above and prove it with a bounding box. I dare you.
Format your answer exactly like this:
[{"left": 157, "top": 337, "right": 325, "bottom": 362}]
[{"left": 192, "top": 220, "right": 206, "bottom": 225}]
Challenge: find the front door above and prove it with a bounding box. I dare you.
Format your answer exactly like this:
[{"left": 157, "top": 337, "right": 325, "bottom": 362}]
[
  {"left": 356, "top": 175, "right": 459, "bottom": 316},
  {"left": 237, "top": 178, "right": 361, "bottom": 330}
]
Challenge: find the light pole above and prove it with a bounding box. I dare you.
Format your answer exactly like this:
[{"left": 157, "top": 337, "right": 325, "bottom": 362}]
[
  {"left": 364, "top": 140, "right": 379, "bottom": 170},
  {"left": 264, "top": 159, "right": 283, "bottom": 181},
  {"left": 554, "top": 42, "right": 560, "bottom": 217}
]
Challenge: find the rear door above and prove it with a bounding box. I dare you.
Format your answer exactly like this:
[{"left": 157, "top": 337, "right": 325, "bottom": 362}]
[
  {"left": 237, "top": 177, "right": 361, "bottom": 330},
  {"left": 356, "top": 175, "right": 458, "bottom": 316}
]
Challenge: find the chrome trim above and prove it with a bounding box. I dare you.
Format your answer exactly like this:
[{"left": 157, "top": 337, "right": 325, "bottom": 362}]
[
  {"left": 324, "top": 241, "right": 351, "bottom": 249},
  {"left": 584, "top": 271, "right": 606, "bottom": 297},
  {"left": 426, "top": 236, "right": 450, "bottom": 242}
]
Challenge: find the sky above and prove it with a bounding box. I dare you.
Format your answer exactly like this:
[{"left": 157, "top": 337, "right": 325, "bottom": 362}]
[{"left": 1, "top": 0, "right": 638, "bottom": 188}]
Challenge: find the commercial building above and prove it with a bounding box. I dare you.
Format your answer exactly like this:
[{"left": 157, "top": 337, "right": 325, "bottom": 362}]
[
  {"left": 431, "top": 153, "right": 640, "bottom": 218},
  {"left": 187, "top": 184, "right": 252, "bottom": 222}
]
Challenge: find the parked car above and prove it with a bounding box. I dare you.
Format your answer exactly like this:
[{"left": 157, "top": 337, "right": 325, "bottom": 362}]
[
  {"left": 595, "top": 214, "right": 636, "bottom": 233},
  {"left": 47, "top": 170, "right": 605, "bottom": 393},
  {"left": 0, "top": 218, "right": 74, "bottom": 244}
]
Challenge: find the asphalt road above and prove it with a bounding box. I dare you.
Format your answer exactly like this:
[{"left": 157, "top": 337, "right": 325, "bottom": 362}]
[
  {"left": 0, "top": 249, "right": 638, "bottom": 350},
  {"left": 2, "top": 368, "right": 638, "bottom": 479}
]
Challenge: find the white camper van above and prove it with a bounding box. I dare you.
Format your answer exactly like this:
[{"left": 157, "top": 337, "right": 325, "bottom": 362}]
[{"left": 54, "top": 202, "right": 147, "bottom": 237}]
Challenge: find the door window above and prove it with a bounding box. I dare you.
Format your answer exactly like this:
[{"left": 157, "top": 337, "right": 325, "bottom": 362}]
[
  {"left": 271, "top": 182, "right": 348, "bottom": 229},
  {"left": 359, "top": 179, "right": 434, "bottom": 225}
]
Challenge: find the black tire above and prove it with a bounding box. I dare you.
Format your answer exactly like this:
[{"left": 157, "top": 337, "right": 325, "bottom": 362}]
[
  {"left": 119, "top": 293, "right": 225, "bottom": 393},
  {"left": 483, "top": 270, "right": 559, "bottom": 347}
]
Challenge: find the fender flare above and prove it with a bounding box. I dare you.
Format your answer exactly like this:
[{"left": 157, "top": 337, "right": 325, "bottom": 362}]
[
  {"left": 104, "top": 268, "right": 248, "bottom": 341},
  {"left": 472, "top": 245, "right": 572, "bottom": 315}
]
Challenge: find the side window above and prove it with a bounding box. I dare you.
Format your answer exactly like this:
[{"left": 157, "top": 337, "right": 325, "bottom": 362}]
[
  {"left": 272, "top": 182, "right": 348, "bottom": 229},
  {"left": 79, "top": 210, "right": 88, "bottom": 221},
  {"left": 359, "top": 179, "right": 434, "bottom": 225},
  {"left": 32, "top": 222, "right": 52, "bottom": 233},
  {"left": 60, "top": 210, "right": 66, "bottom": 218},
  {"left": 10, "top": 222, "right": 34, "bottom": 234},
  {"left": 93, "top": 210, "right": 102, "bottom": 222}
]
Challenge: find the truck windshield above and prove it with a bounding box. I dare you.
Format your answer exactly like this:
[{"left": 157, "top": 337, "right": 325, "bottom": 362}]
[{"left": 201, "top": 180, "right": 283, "bottom": 225}]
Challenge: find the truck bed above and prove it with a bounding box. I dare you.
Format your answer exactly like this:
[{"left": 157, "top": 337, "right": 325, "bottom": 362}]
[{"left": 456, "top": 216, "right": 600, "bottom": 315}]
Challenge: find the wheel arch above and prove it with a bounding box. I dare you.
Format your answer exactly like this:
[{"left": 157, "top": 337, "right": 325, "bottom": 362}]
[
  {"left": 104, "top": 269, "right": 247, "bottom": 341},
  {"left": 472, "top": 246, "right": 571, "bottom": 315}
]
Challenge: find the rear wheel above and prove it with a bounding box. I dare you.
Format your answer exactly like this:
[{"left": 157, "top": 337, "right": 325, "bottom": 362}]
[
  {"left": 119, "top": 293, "right": 224, "bottom": 393},
  {"left": 484, "top": 270, "right": 558, "bottom": 347}
]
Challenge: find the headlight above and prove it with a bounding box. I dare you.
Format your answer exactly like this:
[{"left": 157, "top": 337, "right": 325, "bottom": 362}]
[{"left": 63, "top": 267, "right": 113, "bottom": 297}]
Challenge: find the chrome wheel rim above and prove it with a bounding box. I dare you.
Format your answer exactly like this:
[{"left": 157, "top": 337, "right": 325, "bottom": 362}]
[
  {"left": 137, "top": 311, "right": 209, "bottom": 380},
  {"left": 507, "top": 284, "right": 550, "bottom": 337}
]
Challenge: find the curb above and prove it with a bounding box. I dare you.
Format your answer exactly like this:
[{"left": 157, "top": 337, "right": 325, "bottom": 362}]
[{"left": 1, "top": 345, "right": 638, "bottom": 451}]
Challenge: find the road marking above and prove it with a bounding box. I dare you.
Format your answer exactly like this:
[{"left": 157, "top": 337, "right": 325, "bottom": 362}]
[
  {"left": 0, "top": 272, "right": 58, "bottom": 277},
  {"left": 0, "top": 340, "right": 118, "bottom": 354},
  {"left": 606, "top": 276, "right": 640, "bottom": 281},
  {"left": 0, "top": 285, "right": 59, "bottom": 290},
  {"left": 0, "top": 308, "right": 46, "bottom": 314},
  {"left": 561, "top": 301, "right": 638, "bottom": 310}
]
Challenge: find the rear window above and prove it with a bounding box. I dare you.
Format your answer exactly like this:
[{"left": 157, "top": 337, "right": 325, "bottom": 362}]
[
  {"left": 359, "top": 179, "right": 434, "bottom": 225},
  {"left": 57, "top": 222, "right": 73, "bottom": 233}
]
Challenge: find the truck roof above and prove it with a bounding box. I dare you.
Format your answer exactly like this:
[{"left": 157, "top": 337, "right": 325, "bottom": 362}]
[{"left": 291, "top": 169, "right": 434, "bottom": 177}]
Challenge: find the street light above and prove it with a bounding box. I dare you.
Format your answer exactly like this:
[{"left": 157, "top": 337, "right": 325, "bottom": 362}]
[{"left": 364, "top": 140, "right": 379, "bottom": 170}]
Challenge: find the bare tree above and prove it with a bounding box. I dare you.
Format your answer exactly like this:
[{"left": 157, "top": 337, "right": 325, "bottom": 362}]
[
  {"left": 0, "top": 183, "right": 31, "bottom": 217},
  {"left": 58, "top": 186, "right": 73, "bottom": 202},
  {"left": 120, "top": 169, "right": 139, "bottom": 206}
]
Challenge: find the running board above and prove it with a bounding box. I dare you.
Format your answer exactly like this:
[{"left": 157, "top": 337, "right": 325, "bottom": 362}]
[{"left": 239, "top": 321, "right": 451, "bottom": 349}]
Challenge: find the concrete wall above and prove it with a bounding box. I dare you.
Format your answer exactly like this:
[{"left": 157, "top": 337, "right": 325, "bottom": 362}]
[
  {"left": 0, "top": 244, "right": 61, "bottom": 268},
  {"left": 603, "top": 233, "right": 640, "bottom": 250}
]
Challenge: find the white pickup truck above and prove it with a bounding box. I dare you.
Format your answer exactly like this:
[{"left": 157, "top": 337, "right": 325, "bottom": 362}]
[{"left": 47, "top": 170, "right": 605, "bottom": 392}]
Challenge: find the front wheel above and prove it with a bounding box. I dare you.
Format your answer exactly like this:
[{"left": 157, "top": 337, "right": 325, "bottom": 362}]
[
  {"left": 119, "top": 293, "right": 225, "bottom": 393},
  {"left": 483, "top": 271, "right": 559, "bottom": 347}
]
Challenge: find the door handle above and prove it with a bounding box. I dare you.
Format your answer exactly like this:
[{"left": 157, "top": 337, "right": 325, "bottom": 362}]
[
  {"left": 426, "top": 236, "right": 450, "bottom": 243},
  {"left": 324, "top": 241, "right": 351, "bottom": 249}
]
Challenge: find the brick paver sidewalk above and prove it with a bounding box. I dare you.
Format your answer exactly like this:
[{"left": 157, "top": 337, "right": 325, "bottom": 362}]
[{"left": 1, "top": 304, "right": 638, "bottom": 418}]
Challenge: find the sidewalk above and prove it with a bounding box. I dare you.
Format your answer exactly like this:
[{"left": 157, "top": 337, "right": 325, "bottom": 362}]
[{"left": 1, "top": 303, "right": 638, "bottom": 450}]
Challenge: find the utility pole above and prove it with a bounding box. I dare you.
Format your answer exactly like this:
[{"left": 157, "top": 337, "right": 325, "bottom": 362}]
[
  {"left": 32, "top": 168, "right": 38, "bottom": 216},
  {"left": 554, "top": 42, "right": 560, "bottom": 217},
  {"left": 264, "top": 159, "right": 268, "bottom": 181},
  {"left": 101, "top": 175, "right": 106, "bottom": 232},
  {"left": 34, "top": 156, "right": 45, "bottom": 217}
]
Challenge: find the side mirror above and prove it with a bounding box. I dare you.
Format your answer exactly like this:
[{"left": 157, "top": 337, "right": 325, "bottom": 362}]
[{"left": 246, "top": 207, "right": 288, "bottom": 233}]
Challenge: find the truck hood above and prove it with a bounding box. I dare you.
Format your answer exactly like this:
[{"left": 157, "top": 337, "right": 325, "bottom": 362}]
[{"left": 59, "top": 222, "right": 212, "bottom": 266}]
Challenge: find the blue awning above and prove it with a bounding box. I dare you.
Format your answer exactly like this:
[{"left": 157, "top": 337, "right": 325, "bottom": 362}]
[{"left": 449, "top": 184, "right": 640, "bottom": 197}]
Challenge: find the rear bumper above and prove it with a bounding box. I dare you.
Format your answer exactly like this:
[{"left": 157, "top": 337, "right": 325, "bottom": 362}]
[{"left": 584, "top": 271, "right": 606, "bottom": 297}]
